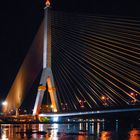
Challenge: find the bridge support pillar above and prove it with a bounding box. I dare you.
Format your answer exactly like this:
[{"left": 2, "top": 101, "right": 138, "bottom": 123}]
[{"left": 32, "top": 0, "right": 59, "bottom": 116}]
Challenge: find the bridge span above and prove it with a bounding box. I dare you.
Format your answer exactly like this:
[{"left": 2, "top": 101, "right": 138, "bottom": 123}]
[{"left": 39, "top": 108, "right": 140, "bottom": 118}]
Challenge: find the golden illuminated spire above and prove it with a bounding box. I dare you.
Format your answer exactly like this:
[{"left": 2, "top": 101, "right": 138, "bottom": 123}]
[{"left": 46, "top": 0, "right": 50, "bottom": 7}]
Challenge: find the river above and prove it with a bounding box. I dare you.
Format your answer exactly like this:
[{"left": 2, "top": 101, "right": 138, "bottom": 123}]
[{"left": 0, "top": 118, "right": 140, "bottom": 140}]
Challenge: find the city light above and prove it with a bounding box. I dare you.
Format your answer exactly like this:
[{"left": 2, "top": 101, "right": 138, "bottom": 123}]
[
  {"left": 79, "top": 100, "right": 86, "bottom": 108},
  {"left": 130, "top": 92, "right": 138, "bottom": 105},
  {"left": 101, "top": 96, "right": 106, "bottom": 100},
  {"left": 61, "top": 103, "right": 68, "bottom": 111},
  {"left": 53, "top": 116, "right": 59, "bottom": 122},
  {"left": 101, "top": 96, "right": 109, "bottom": 106}
]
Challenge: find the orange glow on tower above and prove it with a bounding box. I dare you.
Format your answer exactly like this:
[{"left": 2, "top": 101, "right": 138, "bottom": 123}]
[{"left": 46, "top": 0, "right": 50, "bottom": 7}]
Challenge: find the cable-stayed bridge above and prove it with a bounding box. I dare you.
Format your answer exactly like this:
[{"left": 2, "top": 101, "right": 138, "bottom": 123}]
[{"left": 3, "top": 3, "right": 140, "bottom": 116}]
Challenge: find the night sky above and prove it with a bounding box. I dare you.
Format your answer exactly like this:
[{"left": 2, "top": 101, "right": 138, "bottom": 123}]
[{"left": 0, "top": 0, "right": 140, "bottom": 107}]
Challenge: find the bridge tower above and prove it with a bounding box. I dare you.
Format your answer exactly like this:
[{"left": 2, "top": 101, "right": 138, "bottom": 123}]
[{"left": 33, "top": 0, "right": 59, "bottom": 116}]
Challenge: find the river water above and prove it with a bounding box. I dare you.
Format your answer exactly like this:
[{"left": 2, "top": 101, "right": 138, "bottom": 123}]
[{"left": 0, "top": 119, "right": 140, "bottom": 140}]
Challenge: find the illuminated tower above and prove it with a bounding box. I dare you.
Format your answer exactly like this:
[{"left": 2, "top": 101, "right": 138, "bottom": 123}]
[{"left": 33, "top": 0, "right": 59, "bottom": 115}]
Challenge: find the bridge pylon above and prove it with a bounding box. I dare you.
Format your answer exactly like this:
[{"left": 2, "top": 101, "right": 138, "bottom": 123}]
[{"left": 33, "top": 0, "right": 59, "bottom": 116}]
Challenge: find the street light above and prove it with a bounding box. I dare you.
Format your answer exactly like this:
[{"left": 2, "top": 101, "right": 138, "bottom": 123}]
[
  {"left": 2, "top": 101, "right": 8, "bottom": 115},
  {"left": 101, "top": 96, "right": 109, "bottom": 106},
  {"left": 2, "top": 101, "right": 7, "bottom": 106}
]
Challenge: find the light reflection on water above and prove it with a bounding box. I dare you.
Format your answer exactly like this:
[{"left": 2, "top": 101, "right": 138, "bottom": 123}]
[
  {"left": 128, "top": 129, "right": 140, "bottom": 140},
  {"left": 0, "top": 119, "right": 139, "bottom": 140}
]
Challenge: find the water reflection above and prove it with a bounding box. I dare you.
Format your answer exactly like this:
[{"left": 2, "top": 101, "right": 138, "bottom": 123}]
[
  {"left": 50, "top": 124, "right": 58, "bottom": 140},
  {"left": 128, "top": 129, "right": 140, "bottom": 140},
  {"left": 0, "top": 119, "right": 139, "bottom": 139},
  {"left": 99, "top": 131, "right": 113, "bottom": 140},
  {"left": 97, "top": 122, "right": 101, "bottom": 136}
]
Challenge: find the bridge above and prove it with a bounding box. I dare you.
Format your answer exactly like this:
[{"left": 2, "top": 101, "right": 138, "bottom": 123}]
[{"left": 2, "top": 0, "right": 140, "bottom": 118}]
